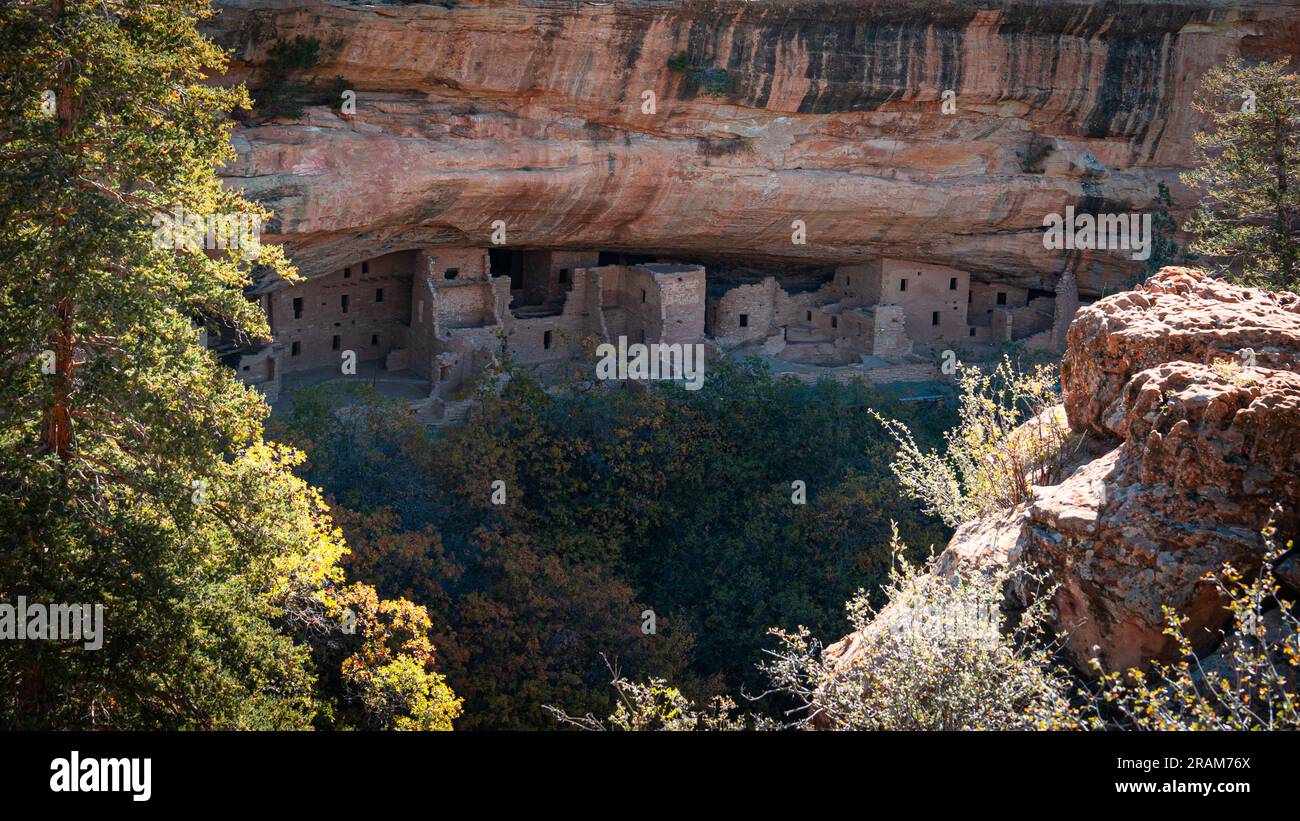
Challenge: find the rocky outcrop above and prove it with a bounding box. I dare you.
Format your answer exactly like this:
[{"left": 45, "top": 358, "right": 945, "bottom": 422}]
[
  {"left": 209, "top": 1, "right": 1300, "bottom": 294},
  {"left": 1062, "top": 266, "right": 1300, "bottom": 435},
  {"left": 1029, "top": 360, "right": 1300, "bottom": 671},
  {"left": 829, "top": 268, "right": 1300, "bottom": 675}
]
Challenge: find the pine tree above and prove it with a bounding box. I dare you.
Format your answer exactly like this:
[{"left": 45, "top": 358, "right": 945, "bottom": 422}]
[
  {"left": 0, "top": 0, "right": 458, "bottom": 729},
  {"left": 1182, "top": 57, "right": 1300, "bottom": 290}
]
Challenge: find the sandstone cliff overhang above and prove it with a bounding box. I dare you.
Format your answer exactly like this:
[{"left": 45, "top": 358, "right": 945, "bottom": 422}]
[{"left": 210, "top": 0, "right": 1300, "bottom": 295}]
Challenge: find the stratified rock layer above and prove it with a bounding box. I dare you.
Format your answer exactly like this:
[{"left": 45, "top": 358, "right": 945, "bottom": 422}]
[
  {"left": 209, "top": 0, "right": 1300, "bottom": 292},
  {"left": 829, "top": 268, "right": 1300, "bottom": 676}
]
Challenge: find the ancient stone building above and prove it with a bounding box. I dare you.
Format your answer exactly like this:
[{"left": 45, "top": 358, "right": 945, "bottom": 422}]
[
  {"left": 232, "top": 245, "right": 1080, "bottom": 416},
  {"left": 233, "top": 247, "right": 706, "bottom": 416}
]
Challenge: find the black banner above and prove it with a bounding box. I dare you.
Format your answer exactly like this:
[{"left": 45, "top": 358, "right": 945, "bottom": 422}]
[{"left": 0, "top": 731, "right": 1287, "bottom": 809}]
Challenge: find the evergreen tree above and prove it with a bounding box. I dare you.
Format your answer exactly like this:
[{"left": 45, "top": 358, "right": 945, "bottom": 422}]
[
  {"left": 1183, "top": 57, "right": 1300, "bottom": 290},
  {"left": 0, "top": 0, "right": 458, "bottom": 729},
  {"left": 1145, "top": 181, "right": 1181, "bottom": 278}
]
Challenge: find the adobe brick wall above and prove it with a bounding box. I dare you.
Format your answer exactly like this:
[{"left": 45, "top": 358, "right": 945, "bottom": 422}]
[
  {"left": 709, "top": 278, "right": 776, "bottom": 344},
  {"left": 267, "top": 250, "right": 415, "bottom": 375},
  {"left": 878, "top": 258, "right": 969, "bottom": 347},
  {"left": 969, "top": 280, "right": 1029, "bottom": 325}
]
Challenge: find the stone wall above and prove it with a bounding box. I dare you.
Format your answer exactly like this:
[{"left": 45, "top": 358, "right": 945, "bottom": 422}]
[
  {"left": 266, "top": 250, "right": 415, "bottom": 375},
  {"left": 878, "top": 258, "right": 970, "bottom": 347},
  {"left": 969, "top": 280, "right": 1030, "bottom": 326}
]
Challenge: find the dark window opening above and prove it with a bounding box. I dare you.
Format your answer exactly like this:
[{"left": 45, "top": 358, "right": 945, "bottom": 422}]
[
  {"left": 361, "top": 261, "right": 369, "bottom": 274},
  {"left": 969, "top": 327, "right": 976, "bottom": 337},
  {"left": 931, "top": 311, "right": 940, "bottom": 326},
  {"left": 489, "top": 249, "right": 524, "bottom": 289},
  {"left": 640, "top": 289, "right": 647, "bottom": 303},
  {"left": 445, "top": 268, "right": 459, "bottom": 280},
  {"left": 949, "top": 277, "right": 958, "bottom": 290},
  {"left": 543, "top": 330, "right": 553, "bottom": 350},
  {"left": 738, "top": 314, "right": 749, "bottom": 328},
  {"left": 371, "top": 334, "right": 379, "bottom": 346},
  {"left": 558, "top": 268, "right": 570, "bottom": 285},
  {"left": 900, "top": 278, "right": 908, "bottom": 292},
  {"left": 343, "top": 267, "right": 351, "bottom": 279},
  {"left": 292, "top": 297, "right": 303, "bottom": 319},
  {"left": 845, "top": 276, "right": 851, "bottom": 286},
  {"left": 332, "top": 335, "right": 340, "bottom": 350},
  {"left": 968, "top": 290, "right": 973, "bottom": 303},
  {"left": 375, "top": 287, "right": 384, "bottom": 303},
  {"left": 806, "top": 310, "right": 812, "bottom": 322},
  {"left": 341, "top": 295, "right": 349, "bottom": 313},
  {"left": 996, "top": 292, "right": 1007, "bottom": 305},
  {"left": 291, "top": 341, "right": 301, "bottom": 356},
  {"left": 831, "top": 316, "right": 838, "bottom": 328}
]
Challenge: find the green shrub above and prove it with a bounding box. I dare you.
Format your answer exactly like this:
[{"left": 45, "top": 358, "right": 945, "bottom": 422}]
[
  {"left": 256, "top": 36, "right": 322, "bottom": 120},
  {"left": 667, "top": 51, "right": 692, "bottom": 73},
  {"left": 873, "top": 356, "right": 1073, "bottom": 528},
  {"left": 761, "top": 525, "right": 1082, "bottom": 730}
]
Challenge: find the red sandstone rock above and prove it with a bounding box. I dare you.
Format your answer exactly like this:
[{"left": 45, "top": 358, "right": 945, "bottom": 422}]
[
  {"left": 1062, "top": 267, "right": 1300, "bottom": 436},
  {"left": 1028, "top": 362, "right": 1300, "bottom": 671},
  {"left": 828, "top": 269, "right": 1300, "bottom": 679},
  {"left": 208, "top": 1, "right": 1300, "bottom": 294}
]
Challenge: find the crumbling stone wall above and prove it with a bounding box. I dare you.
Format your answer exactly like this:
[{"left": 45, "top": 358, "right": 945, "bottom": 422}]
[
  {"left": 990, "top": 296, "right": 1055, "bottom": 343},
  {"left": 1050, "top": 269, "right": 1080, "bottom": 353},
  {"left": 710, "top": 278, "right": 779, "bottom": 344}
]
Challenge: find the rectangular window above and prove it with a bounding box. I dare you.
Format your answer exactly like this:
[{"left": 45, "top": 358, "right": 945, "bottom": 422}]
[
  {"left": 996, "top": 292, "right": 1007, "bottom": 305},
  {"left": 341, "top": 295, "right": 349, "bottom": 313},
  {"left": 949, "top": 277, "right": 958, "bottom": 290},
  {"left": 332, "top": 335, "right": 340, "bottom": 350},
  {"left": 831, "top": 316, "right": 838, "bottom": 328},
  {"left": 558, "top": 269, "right": 570, "bottom": 284},
  {"left": 371, "top": 334, "right": 379, "bottom": 346},
  {"left": 899, "top": 278, "right": 908, "bottom": 292},
  {"left": 291, "top": 341, "right": 301, "bottom": 356},
  {"left": 931, "top": 311, "right": 940, "bottom": 326},
  {"left": 375, "top": 287, "right": 384, "bottom": 303},
  {"left": 362, "top": 261, "right": 369, "bottom": 274},
  {"left": 543, "top": 330, "right": 553, "bottom": 350},
  {"left": 845, "top": 276, "right": 851, "bottom": 286},
  {"left": 969, "top": 327, "right": 976, "bottom": 337},
  {"left": 739, "top": 314, "right": 748, "bottom": 328},
  {"left": 640, "top": 289, "right": 647, "bottom": 303},
  {"left": 806, "top": 311, "right": 812, "bottom": 322},
  {"left": 293, "top": 297, "right": 303, "bottom": 319},
  {"left": 445, "top": 268, "right": 459, "bottom": 280},
  {"left": 343, "top": 267, "right": 351, "bottom": 279}
]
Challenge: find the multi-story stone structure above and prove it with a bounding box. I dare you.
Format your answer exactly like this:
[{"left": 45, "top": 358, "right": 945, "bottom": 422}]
[
  {"left": 232, "top": 247, "right": 707, "bottom": 417},
  {"left": 230, "top": 247, "right": 1076, "bottom": 418}
]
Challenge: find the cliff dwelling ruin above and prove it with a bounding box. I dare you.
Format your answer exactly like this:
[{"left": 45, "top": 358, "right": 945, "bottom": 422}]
[{"left": 226, "top": 245, "right": 1082, "bottom": 421}]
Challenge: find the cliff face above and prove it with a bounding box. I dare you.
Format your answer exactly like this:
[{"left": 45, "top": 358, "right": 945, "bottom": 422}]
[
  {"left": 211, "top": 0, "right": 1300, "bottom": 293},
  {"left": 828, "top": 268, "right": 1300, "bottom": 677}
]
